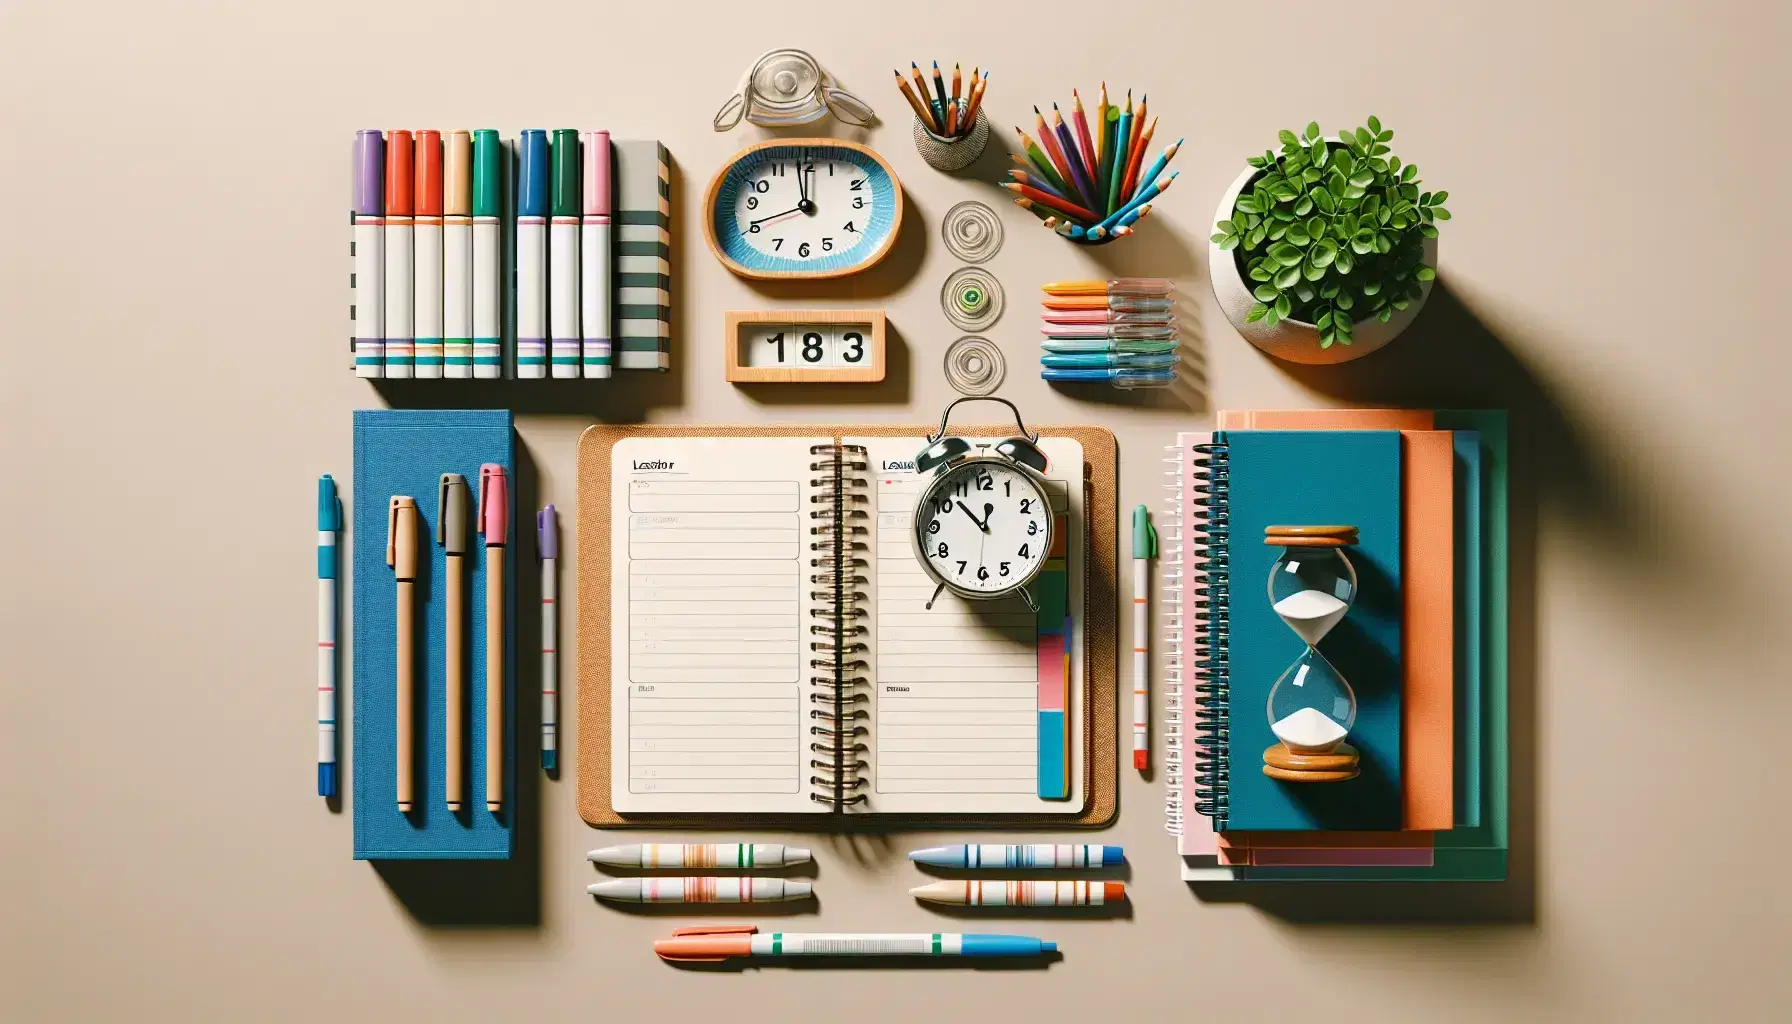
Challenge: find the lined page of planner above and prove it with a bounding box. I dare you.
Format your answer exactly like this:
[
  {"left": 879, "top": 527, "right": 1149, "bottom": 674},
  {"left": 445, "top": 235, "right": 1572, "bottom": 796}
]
[
  {"left": 610, "top": 437, "right": 825, "bottom": 814},
  {"left": 852, "top": 436, "right": 1086, "bottom": 815}
]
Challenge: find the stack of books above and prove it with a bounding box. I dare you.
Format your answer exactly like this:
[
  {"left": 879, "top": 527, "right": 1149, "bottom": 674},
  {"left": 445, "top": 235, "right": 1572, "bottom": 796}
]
[{"left": 1164, "top": 409, "right": 1508, "bottom": 880}]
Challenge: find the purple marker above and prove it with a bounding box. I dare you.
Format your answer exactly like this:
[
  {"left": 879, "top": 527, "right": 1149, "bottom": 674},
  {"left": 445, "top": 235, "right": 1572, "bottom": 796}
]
[
  {"left": 537, "top": 504, "right": 559, "bottom": 771},
  {"left": 352, "top": 131, "right": 384, "bottom": 377}
]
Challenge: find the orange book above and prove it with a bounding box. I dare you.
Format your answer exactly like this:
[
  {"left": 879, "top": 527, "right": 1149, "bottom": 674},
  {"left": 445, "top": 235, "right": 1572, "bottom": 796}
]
[{"left": 1217, "top": 409, "right": 1455, "bottom": 831}]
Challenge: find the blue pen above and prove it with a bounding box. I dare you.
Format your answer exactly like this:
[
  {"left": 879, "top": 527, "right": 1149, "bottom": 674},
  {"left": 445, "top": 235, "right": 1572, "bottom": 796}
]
[
  {"left": 515, "top": 129, "right": 550, "bottom": 378},
  {"left": 656, "top": 926, "right": 1057, "bottom": 961},
  {"left": 1042, "top": 367, "right": 1176, "bottom": 388},
  {"left": 316, "top": 475, "right": 341, "bottom": 798},
  {"left": 1041, "top": 335, "right": 1178, "bottom": 354},
  {"left": 908, "top": 844, "right": 1124, "bottom": 869}
]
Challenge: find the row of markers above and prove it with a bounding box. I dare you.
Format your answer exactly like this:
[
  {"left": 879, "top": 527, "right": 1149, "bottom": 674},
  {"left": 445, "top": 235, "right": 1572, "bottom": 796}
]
[
  {"left": 350, "top": 128, "right": 615, "bottom": 379},
  {"left": 1039, "top": 279, "right": 1179, "bottom": 388}
]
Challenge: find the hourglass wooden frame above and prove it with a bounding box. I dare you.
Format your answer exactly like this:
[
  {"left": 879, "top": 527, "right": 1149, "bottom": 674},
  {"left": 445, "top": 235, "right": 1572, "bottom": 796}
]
[{"left": 1262, "top": 525, "right": 1362, "bottom": 783}]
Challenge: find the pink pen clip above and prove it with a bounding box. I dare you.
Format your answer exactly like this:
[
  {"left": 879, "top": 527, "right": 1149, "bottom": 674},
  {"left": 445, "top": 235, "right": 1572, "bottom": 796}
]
[{"left": 478, "top": 464, "right": 508, "bottom": 546}]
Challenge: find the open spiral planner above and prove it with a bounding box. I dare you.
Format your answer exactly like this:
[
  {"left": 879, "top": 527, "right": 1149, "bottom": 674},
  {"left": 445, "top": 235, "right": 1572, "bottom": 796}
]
[{"left": 576, "top": 424, "right": 1120, "bottom": 827}]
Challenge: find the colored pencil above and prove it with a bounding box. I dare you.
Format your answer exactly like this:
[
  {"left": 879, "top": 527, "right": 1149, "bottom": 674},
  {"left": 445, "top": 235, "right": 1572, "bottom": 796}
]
[
  {"left": 1000, "top": 182, "right": 1098, "bottom": 224},
  {"left": 1120, "top": 116, "right": 1156, "bottom": 206},
  {"left": 1015, "top": 128, "right": 1073, "bottom": 197},
  {"left": 961, "top": 71, "right": 989, "bottom": 133},
  {"left": 912, "top": 63, "right": 941, "bottom": 129},
  {"left": 1098, "top": 103, "right": 1119, "bottom": 215},
  {"left": 1094, "top": 83, "right": 1109, "bottom": 169},
  {"left": 1070, "top": 90, "right": 1098, "bottom": 189},
  {"left": 1014, "top": 197, "right": 1053, "bottom": 222},
  {"left": 1129, "top": 94, "right": 1148, "bottom": 172},
  {"left": 952, "top": 63, "right": 962, "bottom": 107},
  {"left": 1130, "top": 139, "right": 1182, "bottom": 211},
  {"left": 1107, "top": 92, "right": 1133, "bottom": 216},
  {"left": 1051, "top": 104, "right": 1100, "bottom": 216},
  {"left": 1032, "top": 106, "right": 1083, "bottom": 208},
  {"left": 1090, "top": 171, "right": 1178, "bottom": 238},
  {"left": 931, "top": 61, "right": 950, "bottom": 126},
  {"left": 894, "top": 69, "right": 939, "bottom": 133},
  {"left": 1008, "top": 168, "right": 1070, "bottom": 201},
  {"left": 946, "top": 65, "right": 961, "bottom": 135}
]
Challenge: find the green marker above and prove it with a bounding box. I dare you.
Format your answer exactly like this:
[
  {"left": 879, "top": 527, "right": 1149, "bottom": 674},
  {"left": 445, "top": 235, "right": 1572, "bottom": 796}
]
[
  {"left": 471, "top": 129, "right": 504, "bottom": 379},
  {"left": 549, "top": 129, "right": 581, "bottom": 378}
]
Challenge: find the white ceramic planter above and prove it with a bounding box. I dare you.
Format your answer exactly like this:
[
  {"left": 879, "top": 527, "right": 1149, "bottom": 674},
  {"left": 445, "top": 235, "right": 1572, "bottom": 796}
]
[{"left": 1208, "top": 164, "right": 1439, "bottom": 365}]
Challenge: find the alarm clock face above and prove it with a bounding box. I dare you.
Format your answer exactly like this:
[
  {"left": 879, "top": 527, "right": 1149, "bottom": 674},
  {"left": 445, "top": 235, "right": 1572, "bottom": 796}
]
[
  {"left": 705, "top": 139, "right": 902, "bottom": 279},
  {"left": 914, "top": 459, "right": 1054, "bottom": 597}
]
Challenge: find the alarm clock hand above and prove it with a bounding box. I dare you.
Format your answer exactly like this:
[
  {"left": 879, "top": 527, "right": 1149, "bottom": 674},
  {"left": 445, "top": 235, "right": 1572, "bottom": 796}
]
[
  {"left": 750, "top": 205, "right": 805, "bottom": 226},
  {"left": 796, "top": 157, "right": 815, "bottom": 214},
  {"left": 956, "top": 500, "right": 990, "bottom": 533}
]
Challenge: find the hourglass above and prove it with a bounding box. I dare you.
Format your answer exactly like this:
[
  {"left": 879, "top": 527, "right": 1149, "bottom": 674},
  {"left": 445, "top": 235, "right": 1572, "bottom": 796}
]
[{"left": 1263, "top": 525, "right": 1361, "bottom": 783}]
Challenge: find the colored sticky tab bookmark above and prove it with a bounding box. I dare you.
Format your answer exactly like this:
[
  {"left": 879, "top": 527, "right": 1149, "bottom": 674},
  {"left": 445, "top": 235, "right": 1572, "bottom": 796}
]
[{"left": 1034, "top": 511, "right": 1071, "bottom": 799}]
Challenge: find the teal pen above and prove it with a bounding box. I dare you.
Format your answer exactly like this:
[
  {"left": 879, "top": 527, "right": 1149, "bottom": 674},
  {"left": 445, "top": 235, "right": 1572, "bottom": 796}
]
[
  {"left": 316, "top": 475, "right": 341, "bottom": 798},
  {"left": 655, "top": 925, "right": 1057, "bottom": 962},
  {"left": 1041, "top": 366, "right": 1175, "bottom": 388},
  {"left": 1042, "top": 351, "right": 1177, "bottom": 370}
]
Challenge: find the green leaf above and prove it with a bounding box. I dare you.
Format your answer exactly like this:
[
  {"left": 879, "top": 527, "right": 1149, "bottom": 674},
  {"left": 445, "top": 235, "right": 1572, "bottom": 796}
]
[
  {"left": 1275, "top": 265, "right": 1302, "bottom": 288},
  {"left": 1343, "top": 185, "right": 1367, "bottom": 200},
  {"left": 1401, "top": 183, "right": 1420, "bottom": 201},
  {"left": 1216, "top": 235, "right": 1239, "bottom": 250},
  {"left": 1416, "top": 265, "right": 1436, "bottom": 282},
  {"left": 1367, "top": 115, "right": 1382, "bottom": 134},
  {"left": 1271, "top": 243, "right": 1305, "bottom": 266},
  {"left": 1313, "top": 143, "right": 1330, "bottom": 169},
  {"left": 1216, "top": 219, "right": 1236, "bottom": 234},
  {"left": 1248, "top": 224, "right": 1269, "bottom": 246},
  {"left": 1363, "top": 280, "right": 1381, "bottom": 296},
  {"left": 1303, "top": 258, "right": 1326, "bottom": 281},
  {"left": 1349, "top": 169, "right": 1375, "bottom": 188},
  {"left": 1319, "top": 333, "right": 1334, "bottom": 349},
  {"left": 1312, "top": 188, "right": 1336, "bottom": 214},
  {"left": 1379, "top": 308, "right": 1393, "bottom": 322},
  {"left": 1305, "top": 121, "right": 1321, "bottom": 142},
  {"left": 1419, "top": 191, "right": 1432, "bottom": 206},
  {"left": 1317, "top": 310, "right": 1334, "bottom": 330},
  {"left": 1369, "top": 156, "right": 1388, "bottom": 172},
  {"left": 1374, "top": 232, "right": 1393, "bottom": 253},
  {"left": 1293, "top": 197, "right": 1313, "bottom": 216},
  {"left": 1401, "top": 164, "right": 1418, "bottom": 182},
  {"left": 1377, "top": 207, "right": 1392, "bottom": 225},
  {"left": 1337, "top": 129, "right": 1354, "bottom": 146},
  {"left": 1433, "top": 207, "right": 1451, "bottom": 220},
  {"left": 1335, "top": 250, "right": 1355, "bottom": 275},
  {"left": 1264, "top": 307, "right": 1281, "bottom": 328},
  {"left": 1274, "top": 293, "right": 1292, "bottom": 318},
  {"left": 1306, "top": 216, "right": 1325, "bottom": 237},
  {"left": 1377, "top": 130, "right": 1393, "bottom": 143},
  {"left": 1419, "top": 223, "right": 1439, "bottom": 238},
  {"left": 1246, "top": 155, "right": 1267, "bottom": 169},
  {"left": 1245, "top": 303, "right": 1268, "bottom": 323},
  {"left": 1392, "top": 296, "right": 1412, "bottom": 311},
  {"left": 1337, "top": 290, "right": 1355, "bottom": 310},
  {"left": 1287, "top": 224, "right": 1311, "bottom": 245},
  {"left": 1253, "top": 283, "right": 1280, "bottom": 302},
  {"left": 1430, "top": 190, "right": 1448, "bottom": 205},
  {"left": 1279, "top": 129, "right": 1300, "bottom": 148},
  {"left": 1294, "top": 283, "right": 1315, "bottom": 303},
  {"left": 1389, "top": 156, "right": 1402, "bottom": 174},
  {"left": 1371, "top": 145, "right": 1389, "bottom": 157},
  {"left": 1334, "top": 149, "right": 1356, "bottom": 174},
  {"left": 1310, "top": 240, "right": 1337, "bottom": 268},
  {"left": 1320, "top": 280, "right": 1341, "bottom": 299},
  {"left": 1355, "top": 127, "right": 1372, "bottom": 147},
  {"left": 1248, "top": 261, "right": 1273, "bottom": 282}
]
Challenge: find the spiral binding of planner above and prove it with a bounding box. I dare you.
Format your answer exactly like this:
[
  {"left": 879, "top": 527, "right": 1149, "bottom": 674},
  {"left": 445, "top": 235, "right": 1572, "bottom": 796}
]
[
  {"left": 1161, "top": 444, "right": 1186, "bottom": 835},
  {"left": 807, "top": 444, "right": 872, "bottom": 808},
  {"left": 1188, "top": 441, "right": 1231, "bottom": 827}
]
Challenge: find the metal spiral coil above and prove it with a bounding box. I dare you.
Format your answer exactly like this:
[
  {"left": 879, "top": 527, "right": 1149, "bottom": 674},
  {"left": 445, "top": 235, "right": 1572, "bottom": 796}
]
[
  {"left": 808, "top": 443, "right": 871, "bottom": 809},
  {"left": 1161, "top": 445, "right": 1186, "bottom": 835},
  {"left": 1188, "top": 441, "right": 1230, "bottom": 827}
]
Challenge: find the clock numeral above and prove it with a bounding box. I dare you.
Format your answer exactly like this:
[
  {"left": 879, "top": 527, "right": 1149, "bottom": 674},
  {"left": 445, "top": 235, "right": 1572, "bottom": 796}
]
[
  {"left": 936, "top": 542, "right": 949, "bottom": 558},
  {"left": 841, "top": 331, "right": 864, "bottom": 363},
  {"left": 1027, "top": 520, "right": 1040, "bottom": 536},
  {"left": 747, "top": 223, "right": 761, "bottom": 234},
  {"left": 1000, "top": 562, "right": 1011, "bottom": 577},
  {"left": 852, "top": 196, "right": 865, "bottom": 209},
  {"left": 771, "top": 237, "right": 783, "bottom": 251},
  {"left": 843, "top": 221, "right": 857, "bottom": 233},
  {"left": 802, "top": 332, "right": 824, "bottom": 363},
  {"left": 1003, "top": 480, "right": 1011, "bottom": 497},
  {"left": 951, "top": 479, "right": 969, "bottom": 498},
  {"left": 828, "top": 162, "right": 836, "bottom": 176},
  {"left": 798, "top": 242, "right": 810, "bottom": 257},
  {"left": 849, "top": 179, "right": 864, "bottom": 190},
  {"left": 955, "top": 561, "right": 967, "bottom": 575},
  {"left": 752, "top": 179, "right": 770, "bottom": 192},
  {"left": 746, "top": 195, "right": 759, "bottom": 210},
  {"left": 769, "top": 164, "right": 785, "bottom": 177},
  {"left": 976, "top": 473, "right": 993, "bottom": 491},
  {"left": 1018, "top": 543, "right": 1030, "bottom": 559},
  {"left": 977, "top": 566, "right": 990, "bottom": 581},
  {"left": 821, "top": 237, "right": 833, "bottom": 252},
  {"left": 934, "top": 497, "right": 954, "bottom": 514},
  {"left": 1018, "top": 498, "right": 1032, "bottom": 514},
  {"left": 926, "top": 519, "right": 941, "bottom": 535}
]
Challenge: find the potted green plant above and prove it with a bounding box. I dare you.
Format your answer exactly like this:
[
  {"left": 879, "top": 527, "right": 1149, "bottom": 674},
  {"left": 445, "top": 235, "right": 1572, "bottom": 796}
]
[{"left": 1208, "top": 118, "right": 1450, "bottom": 364}]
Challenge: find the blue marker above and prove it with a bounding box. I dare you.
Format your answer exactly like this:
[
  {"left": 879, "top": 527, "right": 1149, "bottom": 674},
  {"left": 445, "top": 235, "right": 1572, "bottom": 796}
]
[
  {"left": 1042, "top": 367, "right": 1176, "bottom": 388},
  {"left": 908, "top": 844, "right": 1125, "bottom": 869},
  {"left": 316, "top": 475, "right": 341, "bottom": 798},
  {"left": 1042, "top": 351, "right": 1177, "bottom": 371},
  {"left": 515, "top": 129, "right": 550, "bottom": 378}
]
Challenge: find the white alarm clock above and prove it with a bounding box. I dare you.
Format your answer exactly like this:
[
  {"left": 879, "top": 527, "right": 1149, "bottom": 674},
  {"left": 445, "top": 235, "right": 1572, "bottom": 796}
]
[{"left": 910, "top": 397, "right": 1054, "bottom": 612}]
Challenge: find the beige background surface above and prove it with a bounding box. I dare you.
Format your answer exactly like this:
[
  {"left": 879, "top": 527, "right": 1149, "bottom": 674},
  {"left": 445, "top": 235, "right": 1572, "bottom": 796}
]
[{"left": 4, "top": 1, "right": 1790, "bottom": 1020}]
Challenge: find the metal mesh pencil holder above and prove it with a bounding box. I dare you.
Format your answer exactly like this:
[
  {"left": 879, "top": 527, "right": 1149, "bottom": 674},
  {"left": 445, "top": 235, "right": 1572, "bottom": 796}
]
[{"left": 914, "top": 101, "right": 989, "bottom": 172}]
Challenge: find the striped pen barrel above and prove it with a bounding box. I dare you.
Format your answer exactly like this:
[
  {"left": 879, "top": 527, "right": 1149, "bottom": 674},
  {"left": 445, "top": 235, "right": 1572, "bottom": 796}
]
[
  {"left": 537, "top": 505, "right": 558, "bottom": 772},
  {"left": 514, "top": 129, "right": 549, "bottom": 378},
  {"left": 586, "top": 843, "right": 812, "bottom": 869},
  {"left": 908, "top": 844, "right": 1125, "bottom": 869},
  {"left": 655, "top": 927, "right": 1056, "bottom": 962},
  {"left": 316, "top": 476, "right": 341, "bottom": 798},
  {"left": 911, "top": 880, "right": 1125, "bottom": 907},
  {"left": 587, "top": 878, "right": 812, "bottom": 903}
]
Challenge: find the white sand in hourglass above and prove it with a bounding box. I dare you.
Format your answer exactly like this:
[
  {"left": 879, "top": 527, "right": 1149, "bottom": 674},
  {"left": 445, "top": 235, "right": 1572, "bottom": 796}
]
[
  {"left": 1271, "top": 588, "right": 1349, "bottom": 645},
  {"left": 1272, "top": 706, "right": 1348, "bottom": 752}
]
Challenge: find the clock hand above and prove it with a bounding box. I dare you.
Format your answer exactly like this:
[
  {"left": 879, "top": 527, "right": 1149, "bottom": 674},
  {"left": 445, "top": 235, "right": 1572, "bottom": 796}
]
[
  {"left": 956, "top": 500, "right": 989, "bottom": 533},
  {"left": 795, "top": 157, "right": 810, "bottom": 210},
  {"left": 750, "top": 206, "right": 804, "bottom": 226}
]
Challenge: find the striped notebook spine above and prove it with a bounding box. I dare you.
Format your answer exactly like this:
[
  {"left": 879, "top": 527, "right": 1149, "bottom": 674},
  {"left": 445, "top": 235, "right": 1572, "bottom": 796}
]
[
  {"left": 1162, "top": 443, "right": 1186, "bottom": 835},
  {"left": 613, "top": 140, "right": 670, "bottom": 371}
]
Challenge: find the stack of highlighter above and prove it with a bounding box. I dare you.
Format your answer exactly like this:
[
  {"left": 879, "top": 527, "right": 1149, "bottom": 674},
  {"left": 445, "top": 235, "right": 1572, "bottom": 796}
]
[{"left": 1039, "top": 279, "right": 1177, "bottom": 389}]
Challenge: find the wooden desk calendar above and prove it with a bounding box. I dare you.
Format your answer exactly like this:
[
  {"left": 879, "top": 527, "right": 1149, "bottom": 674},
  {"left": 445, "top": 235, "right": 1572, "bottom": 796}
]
[{"left": 724, "top": 309, "right": 887, "bottom": 383}]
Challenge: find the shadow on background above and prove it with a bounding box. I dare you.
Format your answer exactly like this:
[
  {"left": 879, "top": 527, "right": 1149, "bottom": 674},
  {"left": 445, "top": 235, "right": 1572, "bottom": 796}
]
[{"left": 372, "top": 441, "right": 544, "bottom": 928}]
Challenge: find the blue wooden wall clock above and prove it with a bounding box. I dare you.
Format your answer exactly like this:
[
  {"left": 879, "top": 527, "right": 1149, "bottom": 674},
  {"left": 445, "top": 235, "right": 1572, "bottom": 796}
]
[{"left": 703, "top": 138, "right": 904, "bottom": 280}]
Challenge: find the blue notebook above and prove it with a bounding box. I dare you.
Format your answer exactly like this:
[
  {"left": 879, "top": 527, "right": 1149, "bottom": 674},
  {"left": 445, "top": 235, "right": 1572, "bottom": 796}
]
[
  {"left": 1214, "top": 430, "right": 1405, "bottom": 831},
  {"left": 353, "top": 410, "right": 515, "bottom": 859}
]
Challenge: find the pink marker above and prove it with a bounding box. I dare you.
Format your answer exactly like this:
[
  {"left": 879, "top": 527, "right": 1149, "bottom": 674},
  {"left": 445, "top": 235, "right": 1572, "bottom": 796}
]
[
  {"left": 478, "top": 464, "right": 509, "bottom": 813},
  {"left": 580, "top": 131, "right": 613, "bottom": 378}
]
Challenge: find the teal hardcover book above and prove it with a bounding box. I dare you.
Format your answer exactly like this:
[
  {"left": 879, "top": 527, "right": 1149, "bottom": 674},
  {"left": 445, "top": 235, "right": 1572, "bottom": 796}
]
[{"left": 1219, "top": 430, "right": 1405, "bottom": 832}]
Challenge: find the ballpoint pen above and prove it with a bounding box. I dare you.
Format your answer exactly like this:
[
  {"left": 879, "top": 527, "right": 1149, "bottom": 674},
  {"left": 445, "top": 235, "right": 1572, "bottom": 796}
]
[
  {"left": 654, "top": 926, "right": 1055, "bottom": 962},
  {"left": 537, "top": 504, "right": 558, "bottom": 772},
  {"left": 316, "top": 475, "right": 340, "bottom": 799},
  {"left": 478, "top": 464, "right": 508, "bottom": 813},
  {"left": 386, "top": 495, "right": 420, "bottom": 813},
  {"left": 1132, "top": 504, "right": 1157, "bottom": 771},
  {"left": 438, "top": 473, "right": 469, "bottom": 810}
]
